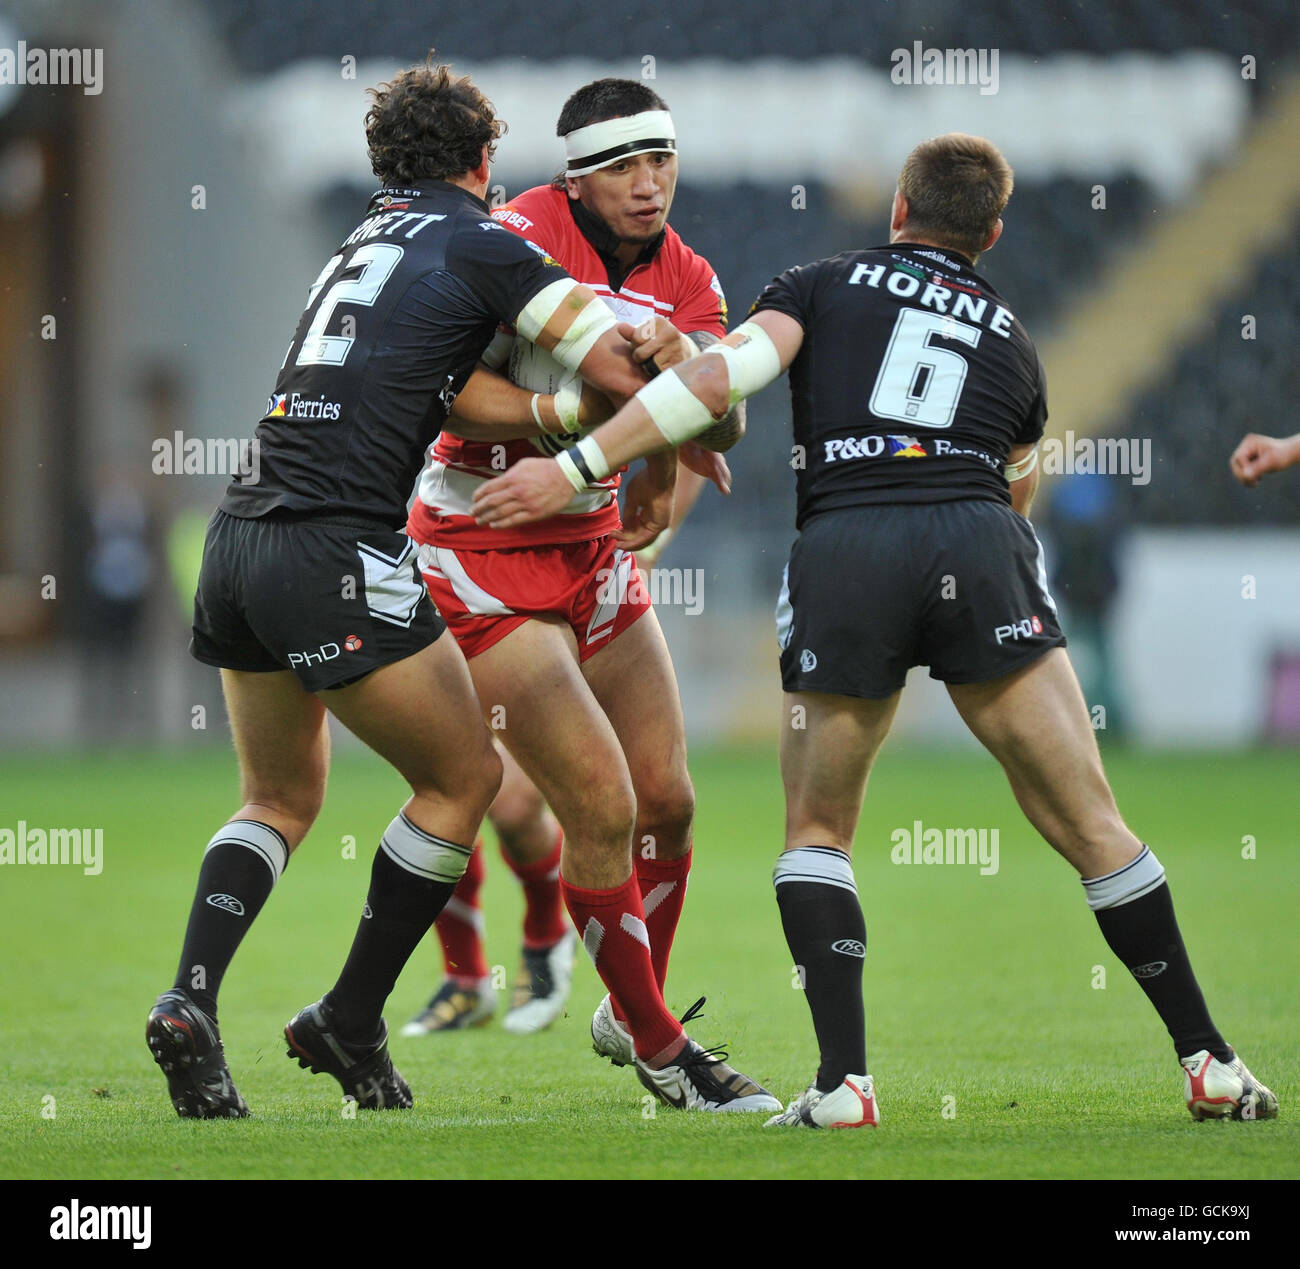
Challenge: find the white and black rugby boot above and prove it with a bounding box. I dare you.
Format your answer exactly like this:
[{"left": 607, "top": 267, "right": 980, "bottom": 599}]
[{"left": 632, "top": 998, "right": 781, "bottom": 1114}]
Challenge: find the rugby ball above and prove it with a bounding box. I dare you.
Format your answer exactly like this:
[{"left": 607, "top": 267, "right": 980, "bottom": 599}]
[{"left": 508, "top": 337, "right": 585, "bottom": 456}]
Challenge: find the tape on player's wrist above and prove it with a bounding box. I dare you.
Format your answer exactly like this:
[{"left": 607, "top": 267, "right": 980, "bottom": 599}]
[
  {"left": 553, "top": 377, "right": 585, "bottom": 433},
  {"left": 554, "top": 435, "right": 610, "bottom": 491}
]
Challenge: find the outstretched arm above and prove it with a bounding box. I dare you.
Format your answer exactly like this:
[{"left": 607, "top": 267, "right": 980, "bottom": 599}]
[{"left": 472, "top": 309, "right": 803, "bottom": 530}]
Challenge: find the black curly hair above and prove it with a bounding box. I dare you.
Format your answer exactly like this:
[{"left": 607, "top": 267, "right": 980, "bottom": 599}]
[{"left": 365, "top": 53, "right": 505, "bottom": 186}]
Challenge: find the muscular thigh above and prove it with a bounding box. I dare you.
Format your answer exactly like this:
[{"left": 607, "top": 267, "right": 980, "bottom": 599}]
[
  {"left": 323, "top": 633, "right": 496, "bottom": 800},
  {"left": 582, "top": 607, "right": 693, "bottom": 837},
  {"left": 946, "top": 647, "right": 1138, "bottom": 873},
  {"left": 468, "top": 618, "right": 634, "bottom": 843}
]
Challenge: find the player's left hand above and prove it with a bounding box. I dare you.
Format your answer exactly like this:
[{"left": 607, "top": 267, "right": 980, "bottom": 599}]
[
  {"left": 616, "top": 464, "right": 675, "bottom": 552},
  {"left": 473, "top": 457, "right": 575, "bottom": 529},
  {"left": 617, "top": 318, "right": 695, "bottom": 375}
]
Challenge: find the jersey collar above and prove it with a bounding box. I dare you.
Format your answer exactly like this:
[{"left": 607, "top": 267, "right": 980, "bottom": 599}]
[
  {"left": 885, "top": 241, "right": 977, "bottom": 271},
  {"left": 566, "top": 194, "right": 666, "bottom": 291},
  {"left": 366, "top": 179, "right": 491, "bottom": 216}
]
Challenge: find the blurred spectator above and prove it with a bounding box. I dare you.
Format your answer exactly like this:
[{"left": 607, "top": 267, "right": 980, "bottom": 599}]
[
  {"left": 1042, "top": 473, "right": 1127, "bottom": 735},
  {"left": 79, "top": 472, "right": 155, "bottom": 739}
]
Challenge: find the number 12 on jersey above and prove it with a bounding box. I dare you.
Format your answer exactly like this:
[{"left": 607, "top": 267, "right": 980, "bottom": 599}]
[
  {"left": 868, "top": 308, "right": 981, "bottom": 429},
  {"left": 284, "top": 243, "right": 406, "bottom": 369}
]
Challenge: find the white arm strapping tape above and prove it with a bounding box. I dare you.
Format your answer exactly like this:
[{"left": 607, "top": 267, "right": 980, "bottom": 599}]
[
  {"left": 517, "top": 281, "right": 616, "bottom": 373},
  {"left": 636, "top": 320, "right": 782, "bottom": 445},
  {"left": 1005, "top": 447, "right": 1039, "bottom": 481},
  {"left": 698, "top": 321, "right": 782, "bottom": 403},
  {"left": 553, "top": 374, "right": 584, "bottom": 432},
  {"left": 515, "top": 280, "right": 573, "bottom": 343},
  {"left": 555, "top": 435, "right": 611, "bottom": 491},
  {"left": 636, "top": 368, "right": 715, "bottom": 445},
  {"left": 481, "top": 328, "right": 514, "bottom": 372},
  {"left": 549, "top": 298, "right": 616, "bottom": 372}
]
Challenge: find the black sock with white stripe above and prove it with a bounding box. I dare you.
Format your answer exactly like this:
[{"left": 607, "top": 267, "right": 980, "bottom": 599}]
[
  {"left": 774, "top": 846, "right": 868, "bottom": 1093},
  {"left": 325, "top": 812, "right": 472, "bottom": 1041},
  {"left": 1086, "top": 845, "right": 1231, "bottom": 1062},
  {"left": 173, "top": 821, "right": 289, "bottom": 1022}
]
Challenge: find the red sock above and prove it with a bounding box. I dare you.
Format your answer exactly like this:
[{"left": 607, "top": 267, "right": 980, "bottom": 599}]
[
  {"left": 637, "top": 847, "right": 691, "bottom": 994},
  {"left": 502, "top": 827, "right": 569, "bottom": 949},
  {"left": 612, "top": 848, "right": 693, "bottom": 1027},
  {"left": 434, "top": 837, "right": 489, "bottom": 984},
  {"left": 561, "top": 872, "right": 684, "bottom": 1063}
]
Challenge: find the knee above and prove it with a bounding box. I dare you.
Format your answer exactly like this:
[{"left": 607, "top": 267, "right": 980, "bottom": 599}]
[
  {"left": 241, "top": 784, "right": 324, "bottom": 846},
  {"left": 567, "top": 773, "right": 637, "bottom": 855},
  {"left": 472, "top": 743, "right": 504, "bottom": 816},
  {"left": 634, "top": 769, "right": 695, "bottom": 845},
  {"left": 489, "top": 770, "right": 549, "bottom": 839}
]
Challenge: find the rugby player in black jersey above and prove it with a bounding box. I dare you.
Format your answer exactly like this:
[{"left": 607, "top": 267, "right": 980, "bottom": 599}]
[
  {"left": 474, "top": 133, "right": 1278, "bottom": 1129},
  {"left": 145, "top": 58, "right": 664, "bottom": 1117}
]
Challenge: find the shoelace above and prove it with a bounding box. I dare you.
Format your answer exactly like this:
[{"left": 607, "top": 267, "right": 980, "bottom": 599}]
[{"left": 674, "top": 998, "right": 730, "bottom": 1071}]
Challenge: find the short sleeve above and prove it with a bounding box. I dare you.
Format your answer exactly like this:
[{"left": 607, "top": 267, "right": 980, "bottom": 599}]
[
  {"left": 447, "top": 218, "right": 575, "bottom": 329},
  {"left": 1015, "top": 355, "right": 1048, "bottom": 446},
  {"left": 749, "top": 263, "right": 817, "bottom": 327},
  {"left": 673, "top": 256, "right": 728, "bottom": 338}
]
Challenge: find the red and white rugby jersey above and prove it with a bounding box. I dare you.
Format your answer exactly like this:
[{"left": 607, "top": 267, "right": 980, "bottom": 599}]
[{"left": 408, "top": 183, "right": 727, "bottom": 550}]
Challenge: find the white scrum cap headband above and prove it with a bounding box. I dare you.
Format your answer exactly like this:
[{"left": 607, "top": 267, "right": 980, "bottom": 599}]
[{"left": 564, "top": 111, "right": 676, "bottom": 177}]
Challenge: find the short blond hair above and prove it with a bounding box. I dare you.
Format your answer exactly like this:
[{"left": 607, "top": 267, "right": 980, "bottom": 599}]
[{"left": 897, "top": 133, "right": 1013, "bottom": 259}]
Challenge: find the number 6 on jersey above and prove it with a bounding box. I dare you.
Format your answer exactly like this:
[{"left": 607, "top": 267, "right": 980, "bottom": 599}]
[{"left": 869, "top": 308, "right": 981, "bottom": 428}]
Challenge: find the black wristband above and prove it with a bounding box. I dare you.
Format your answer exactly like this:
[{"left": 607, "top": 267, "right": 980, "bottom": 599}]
[{"left": 567, "top": 443, "right": 598, "bottom": 484}]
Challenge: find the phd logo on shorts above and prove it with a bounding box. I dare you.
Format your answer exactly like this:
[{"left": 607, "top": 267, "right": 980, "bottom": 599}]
[
  {"left": 288, "top": 642, "right": 341, "bottom": 668},
  {"left": 993, "top": 615, "right": 1043, "bottom": 644}
]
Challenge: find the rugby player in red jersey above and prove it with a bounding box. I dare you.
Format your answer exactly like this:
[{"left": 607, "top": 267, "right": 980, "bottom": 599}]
[{"left": 405, "top": 80, "right": 779, "bottom": 1111}]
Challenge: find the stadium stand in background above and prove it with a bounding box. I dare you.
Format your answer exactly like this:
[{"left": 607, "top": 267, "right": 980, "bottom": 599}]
[{"left": 0, "top": 0, "right": 1297, "bottom": 746}]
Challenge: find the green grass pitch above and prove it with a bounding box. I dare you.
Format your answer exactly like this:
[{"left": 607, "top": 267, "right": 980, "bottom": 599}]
[{"left": 0, "top": 743, "right": 1295, "bottom": 1179}]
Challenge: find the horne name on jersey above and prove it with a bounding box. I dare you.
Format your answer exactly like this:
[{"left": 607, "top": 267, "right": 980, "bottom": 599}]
[{"left": 753, "top": 242, "right": 1047, "bottom": 526}]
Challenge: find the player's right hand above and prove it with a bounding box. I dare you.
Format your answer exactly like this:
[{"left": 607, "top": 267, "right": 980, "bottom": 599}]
[
  {"left": 678, "top": 440, "right": 732, "bottom": 495},
  {"left": 1230, "top": 433, "right": 1296, "bottom": 487},
  {"left": 473, "top": 457, "right": 575, "bottom": 529},
  {"left": 617, "top": 318, "right": 696, "bottom": 375}
]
